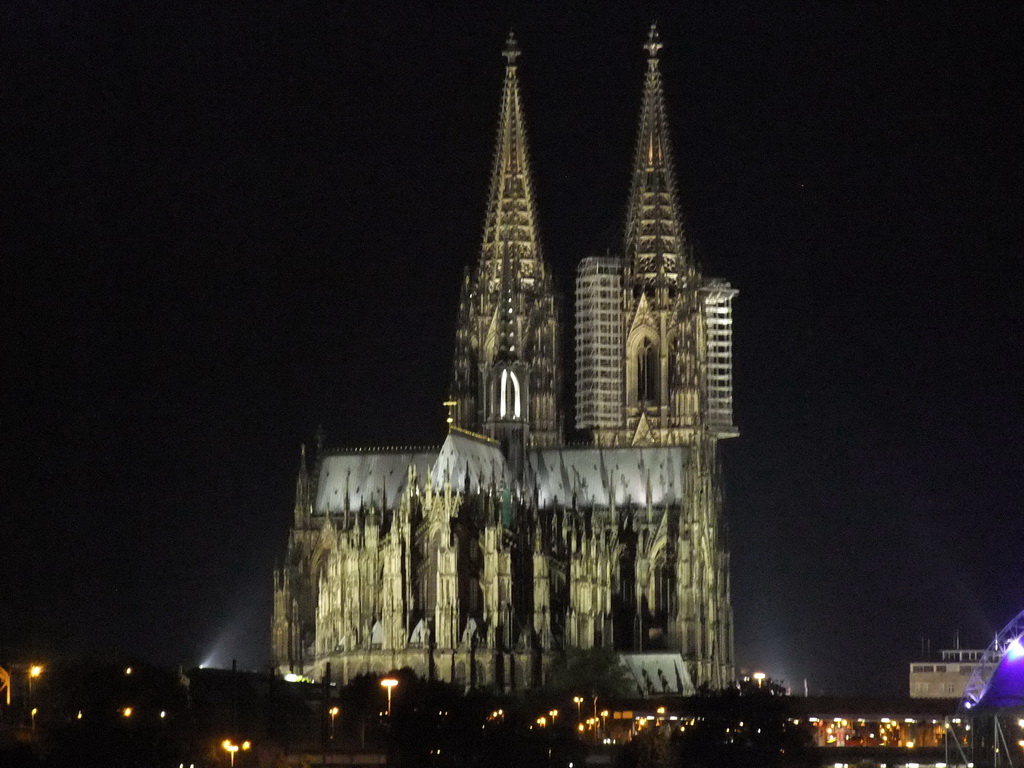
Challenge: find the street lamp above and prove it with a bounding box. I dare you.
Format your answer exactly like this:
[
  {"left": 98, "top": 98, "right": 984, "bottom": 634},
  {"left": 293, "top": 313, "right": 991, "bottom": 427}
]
[
  {"left": 31, "top": 707, "right": 38, "bottom": 731},
  {"left": 573, "top": 696, "right": 583, "bottom": 724},
  {"left": 329, "top": 706, "right": 340, "bottom": 739},
  {"left": 28, "top": 665, "right": 43, "bottom": 702},
  {"left": 380, "top": 678, "right": 398, "bottom": 717},
  {"left": 549, "top": 709, "right": 558, "bottom": 725},
  {"left": 222, "top": 739, "right": 250, "bottom": 767},
  {"left": 753, "top": 671, "right": 766, "bottom": 688}
]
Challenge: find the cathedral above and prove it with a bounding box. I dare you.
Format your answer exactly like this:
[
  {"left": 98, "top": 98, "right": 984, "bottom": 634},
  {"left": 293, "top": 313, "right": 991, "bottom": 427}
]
[{"left": 272, "top": 26, "right": 737, "bottom": 694}]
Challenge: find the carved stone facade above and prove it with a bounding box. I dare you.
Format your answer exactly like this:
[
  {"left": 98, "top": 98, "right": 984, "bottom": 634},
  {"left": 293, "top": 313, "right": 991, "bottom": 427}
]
[{"left": 273, "top": 27, "right": 736, "bottom": 694}]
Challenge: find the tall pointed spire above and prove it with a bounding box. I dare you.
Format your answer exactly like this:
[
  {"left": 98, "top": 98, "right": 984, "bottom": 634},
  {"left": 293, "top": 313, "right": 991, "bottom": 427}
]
[
  {"left": 625, "top": 23, "right": 689, "bottom": 292},
  {"left": 448, "top": 32, "right": 563, "bottom": 445},
  {"left": 480, "top": 30, "right": 544, "bottom": 297}
]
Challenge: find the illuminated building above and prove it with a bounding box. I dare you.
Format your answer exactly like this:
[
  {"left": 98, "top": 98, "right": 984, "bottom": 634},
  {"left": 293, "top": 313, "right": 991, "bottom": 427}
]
[
  {"left": 909, "top": 647, "right": 985, "bottom": 698},
  {"left": 273, "top": 27, "right": 736, "bottom": 692}
]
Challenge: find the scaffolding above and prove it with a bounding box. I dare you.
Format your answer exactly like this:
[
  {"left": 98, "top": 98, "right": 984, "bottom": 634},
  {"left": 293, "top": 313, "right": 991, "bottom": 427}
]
[
  {"left": 575, "top": 257, "right": 624, "bottom": 430},
  {"left": 702, "top": 279, "right": 738, "bottom": 438}
]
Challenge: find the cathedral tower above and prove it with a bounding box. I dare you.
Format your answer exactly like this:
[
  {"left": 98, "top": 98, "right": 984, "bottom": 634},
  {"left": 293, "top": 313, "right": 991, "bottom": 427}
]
[
  {"left": 450, "top": 33, "right": 563, "bottom": 447},
  {"left": 577, "top": 25, "right": 737, "bottom": 445}
]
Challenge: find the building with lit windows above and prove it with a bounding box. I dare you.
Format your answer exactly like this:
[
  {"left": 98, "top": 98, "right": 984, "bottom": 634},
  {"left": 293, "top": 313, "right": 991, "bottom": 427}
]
[
  {"left": 909, "top": 648, "right": 985, "bottom": 699},
  {"left": 273, "top": 27, "right": 736, "bottom": 693}
]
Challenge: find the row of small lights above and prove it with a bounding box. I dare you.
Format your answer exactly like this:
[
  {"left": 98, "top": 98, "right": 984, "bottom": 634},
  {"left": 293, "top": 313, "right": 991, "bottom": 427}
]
[{"left": 28, "top": 665, "right": 173, "bottom": 725}]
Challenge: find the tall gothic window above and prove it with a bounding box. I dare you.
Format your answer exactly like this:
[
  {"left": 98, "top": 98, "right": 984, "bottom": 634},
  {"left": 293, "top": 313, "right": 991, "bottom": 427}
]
[
  {"left": 499, "top": 369, "right": 521, "bottom": 419},
  {"left": 637, "top": 337, "right": 658, "bottom": 403}
]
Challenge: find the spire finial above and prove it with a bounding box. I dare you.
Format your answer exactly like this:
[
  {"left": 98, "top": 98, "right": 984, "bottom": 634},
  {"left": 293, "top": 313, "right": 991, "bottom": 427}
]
[
  {"left": 503, "top": 30, "right": 520, "bottom": 66},
  {"left": 645, "top": 23, "right": 663, "bottom": 60}
]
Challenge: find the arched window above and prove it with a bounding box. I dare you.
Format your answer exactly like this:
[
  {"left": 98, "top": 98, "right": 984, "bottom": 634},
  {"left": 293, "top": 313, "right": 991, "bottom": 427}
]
[
  {"left": 499, "top": 369, "right": 521, "bottom": 419},
  {"left": 637, "top": 337, "right": 658, "bottom": 403}
]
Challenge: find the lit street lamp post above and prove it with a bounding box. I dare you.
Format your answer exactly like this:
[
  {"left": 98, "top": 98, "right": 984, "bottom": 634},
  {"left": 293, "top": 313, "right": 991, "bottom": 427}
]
[
  {"left": 573, "top": 696, "right": 583, "bottom": 725},
  {"left": 329, "top": 706, "right": 339, "bottom": 739},
  {"left": 28, "top": 665, "right": 42, "bottom": 703},
  {"left": 380, "top": 678, "right": 398, "bottom": 717},
  {"left": 27, "top": 666, "right": 43, "bottom": 736},
  {"left": 222, "top": 739, "right": 250, "bottom": 767}
]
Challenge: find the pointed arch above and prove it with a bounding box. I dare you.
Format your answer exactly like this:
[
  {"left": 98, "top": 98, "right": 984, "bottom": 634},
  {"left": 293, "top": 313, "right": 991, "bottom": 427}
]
[{"left": 626, "top": 327, "right": 660, "bottom": 407}]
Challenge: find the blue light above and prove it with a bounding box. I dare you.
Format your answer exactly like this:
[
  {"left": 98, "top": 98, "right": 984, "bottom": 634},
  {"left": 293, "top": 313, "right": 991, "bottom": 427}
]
[{"left": 1006, "top": 638, "right": 1024, "bottom": 661}]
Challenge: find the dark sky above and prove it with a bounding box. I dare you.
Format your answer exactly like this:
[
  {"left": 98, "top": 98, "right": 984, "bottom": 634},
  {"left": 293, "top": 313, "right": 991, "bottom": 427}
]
[{"left": 3, "top": 2, "right": 1022, "bottom": 696}]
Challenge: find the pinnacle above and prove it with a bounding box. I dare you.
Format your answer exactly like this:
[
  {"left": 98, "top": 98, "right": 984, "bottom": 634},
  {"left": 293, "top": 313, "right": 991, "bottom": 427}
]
[
  {"left": 503, "top": 30, "right": 520, "bottom": 66},
  {"left": 645, "top": 23, "right": 663, "bottom": 60}
]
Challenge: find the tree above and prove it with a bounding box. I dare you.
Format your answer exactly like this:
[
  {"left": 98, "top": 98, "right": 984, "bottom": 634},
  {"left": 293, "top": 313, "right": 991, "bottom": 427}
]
[{"left": 544, "top": 648, "right": 635, "bottom": 699}]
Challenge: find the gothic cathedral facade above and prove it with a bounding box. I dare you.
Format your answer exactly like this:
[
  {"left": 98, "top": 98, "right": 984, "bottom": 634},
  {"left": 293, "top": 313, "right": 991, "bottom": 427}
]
[{"left": 272, "top": 27, "right": 737, "bottom": 695}]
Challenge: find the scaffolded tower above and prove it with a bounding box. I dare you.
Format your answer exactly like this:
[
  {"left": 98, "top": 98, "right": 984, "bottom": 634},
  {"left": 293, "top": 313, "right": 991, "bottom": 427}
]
[
  {"left": 575, "top": 256, "right": 625, "bottom": 431},
  {"left": 702, "top": 281, "right": 738, "bottom": 437}
]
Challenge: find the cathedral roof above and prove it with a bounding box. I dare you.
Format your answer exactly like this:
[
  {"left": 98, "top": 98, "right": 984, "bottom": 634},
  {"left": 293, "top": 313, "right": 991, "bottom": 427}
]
[
  {"left": 431, "top": 428, "right": 513, "bottom": 493},
  {"left": 528, "top": 444, "right": 689, "bottom": 509},
  {"left": 314, "top": 440, "right": 690, "bottom": 513},
  {"left": 619, "top": 652, "right": 696, "bottom": 696},
  {"left": 315, "top": 449, "right": 436, "bottom": 513}
]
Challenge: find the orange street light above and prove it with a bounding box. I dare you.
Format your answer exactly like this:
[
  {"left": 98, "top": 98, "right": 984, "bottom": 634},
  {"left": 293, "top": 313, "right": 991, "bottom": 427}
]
[
  {"left": 753, "top": 671, "right": 766, "bottom": 687},
  {"left": 28, "top": 665, "right": 43, "bottom": 703},
  {"left": 329, "top": 705, "right": 340, "bottom": 739},
  {"left": 222, "top": 739, "right": 250, "bottom": 767},
  {"left": 549, "top": 709, "right": 558, "bottom": 724},
  {"left": 573, "top": 696, "right": 583, "bottom": 723},
  {"left": 380, "top": 678, "right": 399, "bottom": 717}
]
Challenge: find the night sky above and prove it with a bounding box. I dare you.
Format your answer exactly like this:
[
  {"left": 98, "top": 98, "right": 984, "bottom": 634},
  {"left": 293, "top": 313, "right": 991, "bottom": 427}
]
[{"left": 3, "top": 2, "right": 1022, "bottom": 696}]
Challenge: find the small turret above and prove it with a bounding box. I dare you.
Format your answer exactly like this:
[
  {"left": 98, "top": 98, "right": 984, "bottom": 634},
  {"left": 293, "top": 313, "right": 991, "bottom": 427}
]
[{"left": 293, "top": 443, "right": 312, "bottom": 527}]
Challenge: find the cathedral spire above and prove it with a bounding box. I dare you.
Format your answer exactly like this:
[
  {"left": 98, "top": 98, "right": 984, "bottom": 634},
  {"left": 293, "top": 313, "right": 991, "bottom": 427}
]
[
  {"left": 625, "top": 23, "right": 689, "bottom": 292},
  {"left": 448, "top": 32, "right": 563, "bottom": 446},
  {"left": 480, "top": 30, "right": 544, "bottom": 298}
]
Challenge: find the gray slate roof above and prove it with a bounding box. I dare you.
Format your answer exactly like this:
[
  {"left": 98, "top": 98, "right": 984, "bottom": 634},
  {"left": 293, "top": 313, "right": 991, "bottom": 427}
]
[
  {"left": 314, "top": 433, "right": 690, "bottom": 513},
  {"left": 529, "top": 445, "right": 690, "bottom": 509}
]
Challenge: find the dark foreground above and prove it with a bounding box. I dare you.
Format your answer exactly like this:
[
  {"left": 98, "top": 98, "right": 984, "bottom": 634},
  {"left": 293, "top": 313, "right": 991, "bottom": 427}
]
[{"left": 0, "top": 660, "right": 968, "bottom": 767}]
